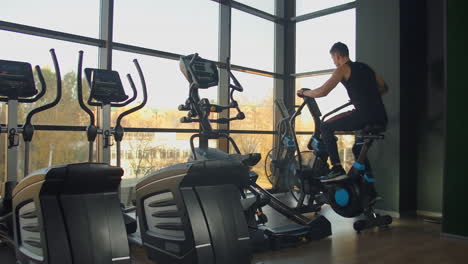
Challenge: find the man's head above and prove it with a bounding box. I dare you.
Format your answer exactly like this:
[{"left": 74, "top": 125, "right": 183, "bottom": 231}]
[{"left": 330, "top": 42, "right": 350, "bottom": 67}]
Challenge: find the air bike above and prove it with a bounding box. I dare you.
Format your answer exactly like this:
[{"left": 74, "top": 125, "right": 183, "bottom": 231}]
[
  {"left": 131, "top": 54, "right": 331, "bottom": 264},
  {"left": 0, "top": 49, "right": 131, "bottom": 264},
  {"left": 271, "top": 90, "right": 393, "bottom": 232}
]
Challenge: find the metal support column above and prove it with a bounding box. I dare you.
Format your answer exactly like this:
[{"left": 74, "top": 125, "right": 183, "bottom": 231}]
[
  {"left": 218, "top": 2, "right": 232, "bottom": 153},
  {"left": 274, "top": 0, "right": 295, "bottom": 121},
  {"left": 98, "top": 0, "right": 114, "bottom": 164},
  {"left": 273, "top": 0, "right": 295, "bottom": 190},
  {"left": 6, "top": 100, "right": 19, "bottom": 182}
]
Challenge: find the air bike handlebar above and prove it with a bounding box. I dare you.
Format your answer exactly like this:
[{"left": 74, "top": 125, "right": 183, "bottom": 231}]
[
  {"left": 321, "top": 101, "right": 353, "bottom": 122},
  {"left": 291, "top": 89, "right": 353, "bottom": 170}
]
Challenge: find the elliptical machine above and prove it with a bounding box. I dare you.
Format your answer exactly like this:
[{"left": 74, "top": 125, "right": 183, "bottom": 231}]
[
  {"left": 75, "top": 50, "right": 148, "bottom": 236},
  {"left": 0, "top": 49, "right": 131, "bottom": 264},
  {"left": 131, "top": 54, "right": 253, "bottom": 264},
  {"left": 289, "top": 90, "right": 392, "bottom": 232},
  {"left": 176, "top": 54, "right": 331, "bottom": 250}
]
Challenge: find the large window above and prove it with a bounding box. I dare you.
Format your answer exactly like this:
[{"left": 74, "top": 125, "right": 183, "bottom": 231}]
[
  {"left": 294, "top": 4, "right": 357, "bottom": 174},
  {"left": 230, "top": 133, "right": 273, "bottom": 189},
  {"left": 296, "top": 0, "right": 355, "bottom": 16},
  {"left": 0, "top": 31, "right": 98, "bottom": 126},
  {"left": 1, "top": 1, "right": 357, "bottom": 200},
  {"left": 296, "top": 9, "right": 356, "bottom": 73},
  {"left": 1, "top": 0, "right": 100, "bottom": 38},
  {"left": 234, "top": 0, "right": 275, "bottom": 15},
  {"left": 111, "top": 51, "right": 216, "bottom": 129},
  {"left": 1, "top": 1, "right": 278, "bottom": 202},
  {"left": 16, "top": 131, "right": 90, "bottom": 180},
  {"left": 227, "top": 72, "right": 274, "bottom": 189},
  {"left": 116, "top": 132, "right": 218, "bottom": 206},
  {"left": 295, "top": 74, "right": 353, "bottom": 132},
  {"left": 114, "top": 0, "right": 219, "bottom": 61},
  {"left": 230, "top": 72, "right": 274, "bottom": 131},
  {"left": 297, "top": 134, "right": 355, "bottom": 171},
  {"left": 231, "top": 9, "right": 274, "bottom": 72},
  {"left": 114, "top": 132, "right": 218, "bottom": 182}
]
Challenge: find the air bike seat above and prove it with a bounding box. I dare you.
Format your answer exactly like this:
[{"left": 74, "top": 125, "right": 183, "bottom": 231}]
[
  {"left": 357, "top": 124, "right": 386, "bottom": 140},
  {"left": 11, "top": 162, "right": 130, "bottom": 264},
  {"left": 135, "top": 159, "right": 253, "bottom": 264}
]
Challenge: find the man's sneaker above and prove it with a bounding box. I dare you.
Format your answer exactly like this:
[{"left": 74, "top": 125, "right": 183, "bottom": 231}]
[{"left": 320, "top": 166, "right": 347, "bottom": 182}]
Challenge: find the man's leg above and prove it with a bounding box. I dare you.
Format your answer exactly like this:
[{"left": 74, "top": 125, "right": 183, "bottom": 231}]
[
  {"left": 353, "top": 131, "right": 379, "bottom": 202},
  {"left": 352, "top": 132, "right": 373, "bottom": 172},
  {"left": 320, "top": 110, "right": 366, "bottom": 182}
]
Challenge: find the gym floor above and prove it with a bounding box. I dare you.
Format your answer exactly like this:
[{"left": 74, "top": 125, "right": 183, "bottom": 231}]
[
  {"left": 131, "top": 206, "right": 468, "bottom": 264},
  {"left": 1, "top": 202, "right": 467, "bottom": 264}
]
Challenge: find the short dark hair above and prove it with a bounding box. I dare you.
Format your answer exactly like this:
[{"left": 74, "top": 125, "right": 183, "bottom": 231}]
[{"left": 330, "top": 42, "right": 349, "bottom": 57}]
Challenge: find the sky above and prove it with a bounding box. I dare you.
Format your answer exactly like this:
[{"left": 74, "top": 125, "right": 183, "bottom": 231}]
[{"left": 1, "top": 0, "right": 355, "bottom": 115}]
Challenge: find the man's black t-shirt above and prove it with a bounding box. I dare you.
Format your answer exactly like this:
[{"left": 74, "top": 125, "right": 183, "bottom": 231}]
[{"left": 341, "top": 61, "right": 387, "bottom": 124}]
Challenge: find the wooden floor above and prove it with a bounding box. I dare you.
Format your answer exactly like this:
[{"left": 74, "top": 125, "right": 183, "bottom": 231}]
[
  {"left": 130, "top": 206, "right": 468, "bottom": 264},
  {"left": 250, "top": 212, "right": 468, "bottom": 264},
  {"left": 1, "top": 208, "right": 467, "bottom": 264}
]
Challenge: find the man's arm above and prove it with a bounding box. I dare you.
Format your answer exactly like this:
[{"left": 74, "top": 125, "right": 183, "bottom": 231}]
[
  {"left": 299, "top": 66, "right": 345, "bottom": 98},
  {"left": 376, "top": 72, "right": 389, "bottom": 95}
]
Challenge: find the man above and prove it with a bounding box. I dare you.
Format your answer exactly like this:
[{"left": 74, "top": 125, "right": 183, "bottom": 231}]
[{"left": 297, "top": 42, "right": 388, "bottom": 182}]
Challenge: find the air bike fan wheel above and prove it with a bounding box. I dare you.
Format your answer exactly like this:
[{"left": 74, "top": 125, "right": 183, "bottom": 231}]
[
  {"left": 326, "top": 180, "right": 363, "bottom": 218},
  {"left": 288, "top": 151, "right": 316, "bottom": 206}
]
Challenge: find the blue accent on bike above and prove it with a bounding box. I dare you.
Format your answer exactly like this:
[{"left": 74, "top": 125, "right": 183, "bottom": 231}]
[
  {"left": 355, "top": 142, "right": 365, "bottom": 145},
  {"left": 335, "top": 189, "right": 350, "bottom": 207},
  {"left": 283, "top": 135, "right": 295, "bottom": 148},
  {"left": 313, "top": 137, "right": 320, "bottom": 151},
  {"left": 364, "top": 174, "right": 376, "bottom": 183},
  {"left": 353, "top": 162, "right": 366, "bottom": 170}
]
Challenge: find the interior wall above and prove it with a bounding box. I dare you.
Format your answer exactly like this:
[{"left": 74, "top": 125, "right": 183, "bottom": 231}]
[
  {"left": 356, "top": 0, "right": 400, "bottom": 213},
  {"left": 442, "top": 0, "right": 468, "bottom": 238},
  {"left": 416, "top": 0, "right": 445, "bottom": 216}
]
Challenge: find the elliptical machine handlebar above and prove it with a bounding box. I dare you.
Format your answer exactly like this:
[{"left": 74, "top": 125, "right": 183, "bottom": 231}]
[
  {"left": 77, "top": 50, "right": 99, "bottom": 157},
  {"left": 76, "top": 52, "right": 147, "bottom": 131},
  {"left": 115, "top": 59, "right": 148, "bottom": 128},
  {"left": 24, "top": 49, "right": 62, "bottom": 127},
  {"left": 77, "top": 50, "right": 95, "bottom": 127},
  {"left": 23, "top": 49, "right": 62, "bottom": 176},
  {"left": 110, "top": 80, "right": 137, "bottom": 108},
  {"left": 76, "top": 52, "right": 148, "bottom": 163},
  {"left": 226, "top": 57, "right": 243, "bottom": 92}
]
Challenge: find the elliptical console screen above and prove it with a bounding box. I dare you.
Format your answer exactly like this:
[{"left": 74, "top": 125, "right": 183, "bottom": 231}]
[
  {"left": 0, "top": 60, "right": 37, "bottom": 98},
  {"left": 85, "top": 68, "right": 128, "bottom": 104},
  {"left": 180, "top": 54, "right": 218, "bottom": 89}
]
